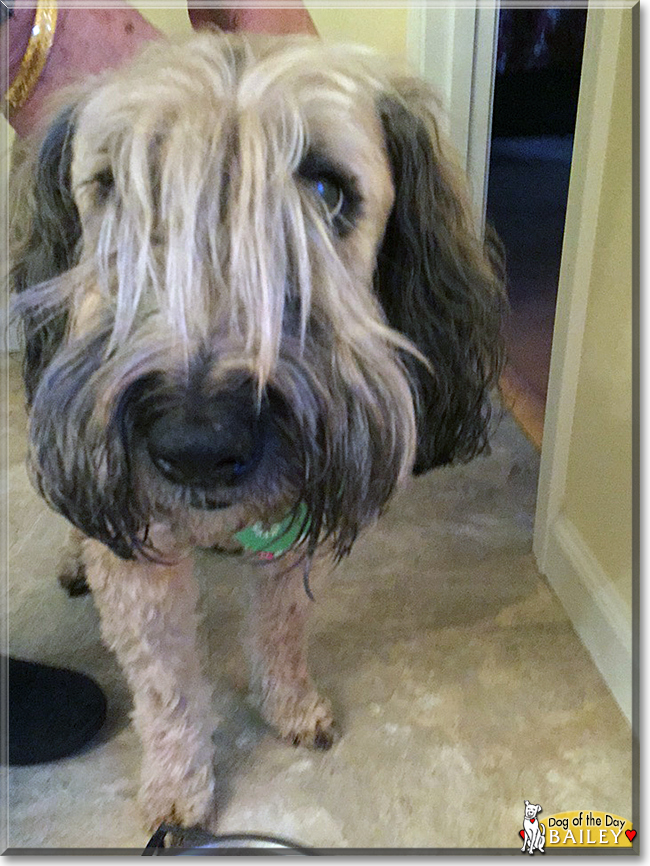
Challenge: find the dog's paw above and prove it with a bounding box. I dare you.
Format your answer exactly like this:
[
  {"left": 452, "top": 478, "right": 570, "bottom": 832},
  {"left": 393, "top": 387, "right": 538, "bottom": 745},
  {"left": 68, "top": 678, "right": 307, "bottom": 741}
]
[
  {"left": 57, "top": 529, "right": 90, "bottom": 597},
  {"left": 286, "top": 716, "right": 338, "bottom": 750},
  {"left": 139, "top": 765, "right": 217, "bottom": 833},
  {"left": 57, "top": 561, "right": 90, "bottom": 597},
  {"left": 260, "top": 687, "right": 339, "bottom": 751}
]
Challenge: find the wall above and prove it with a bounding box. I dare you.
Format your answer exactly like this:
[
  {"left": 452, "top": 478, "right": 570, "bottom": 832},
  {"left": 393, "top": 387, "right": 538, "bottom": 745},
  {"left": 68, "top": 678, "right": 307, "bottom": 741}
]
[
  {"left": 307, "top": 6, "right": 408, "bottom": 58},
  {"left": 134, "top": 5, "right": 409, "bottom": 57},
  {"left": 562, "top": 12, "right": 632, "bottom": 605},
  {"left": 132, "top": 5, "right": 191, "bottom": 34},
  {"left": 533, "top": 6, "right": 634, "bottom": 722}
]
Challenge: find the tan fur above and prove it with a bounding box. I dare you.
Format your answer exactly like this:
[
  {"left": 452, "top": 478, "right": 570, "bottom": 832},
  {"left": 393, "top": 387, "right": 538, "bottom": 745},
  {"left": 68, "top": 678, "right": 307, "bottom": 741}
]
[
  {"left": 83, "top": 535, "right": 217, "bottom": 830},
  {"left": 246, "top": 555, "right": 336, "bottom": 749},
  {"left": 81, "top": 531, "right": 332, "bottom": 830}
]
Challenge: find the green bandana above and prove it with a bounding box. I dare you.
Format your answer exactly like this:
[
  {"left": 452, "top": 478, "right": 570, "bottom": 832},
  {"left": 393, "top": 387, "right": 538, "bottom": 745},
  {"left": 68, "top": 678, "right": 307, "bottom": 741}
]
[{"left": 234, "top": 502, "right": 309, "bottom": 559}]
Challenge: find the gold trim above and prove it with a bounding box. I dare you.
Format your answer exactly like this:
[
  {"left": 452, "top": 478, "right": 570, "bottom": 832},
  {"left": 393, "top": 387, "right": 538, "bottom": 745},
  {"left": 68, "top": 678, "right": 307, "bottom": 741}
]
[{"left": 4, "top": 2, "right": 58, "bottom": 114}]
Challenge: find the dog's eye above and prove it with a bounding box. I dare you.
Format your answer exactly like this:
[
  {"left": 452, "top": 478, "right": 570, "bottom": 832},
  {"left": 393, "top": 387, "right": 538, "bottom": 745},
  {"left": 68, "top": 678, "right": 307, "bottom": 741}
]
[
  {"left": 313, "top": 177, "right": 345, "bottom": 219},
  {"left": 94, "top": 168, "right": 114, "bottom": 192},
  {"left": 81, "top": 168, "right": 114, "bottom": 203},
  {"left": 298, "top": 152, "right": 362, "bottom": 236}
]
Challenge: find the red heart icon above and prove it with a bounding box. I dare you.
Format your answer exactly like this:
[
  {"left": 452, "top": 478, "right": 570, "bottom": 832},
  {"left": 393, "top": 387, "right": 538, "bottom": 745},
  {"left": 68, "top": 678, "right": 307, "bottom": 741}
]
[
  {"left": 626, "top": 829, "right": 636, "bottom": 842},
  {"left": 519, "top": 830, "right": 525, "bottom": 839}
]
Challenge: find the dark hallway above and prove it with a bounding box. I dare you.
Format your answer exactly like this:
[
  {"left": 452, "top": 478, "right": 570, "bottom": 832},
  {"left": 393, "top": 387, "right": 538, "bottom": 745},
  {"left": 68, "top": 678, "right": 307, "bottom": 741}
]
[{"left": 487, "top": 8, "right": 587, "bottom": 448}]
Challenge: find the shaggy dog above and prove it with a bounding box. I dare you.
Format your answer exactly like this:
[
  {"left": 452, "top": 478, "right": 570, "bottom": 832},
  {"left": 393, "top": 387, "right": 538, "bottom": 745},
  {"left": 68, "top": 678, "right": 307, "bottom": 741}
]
[{"left": 11, "top": 32, "right": 505, "bottom": 830}]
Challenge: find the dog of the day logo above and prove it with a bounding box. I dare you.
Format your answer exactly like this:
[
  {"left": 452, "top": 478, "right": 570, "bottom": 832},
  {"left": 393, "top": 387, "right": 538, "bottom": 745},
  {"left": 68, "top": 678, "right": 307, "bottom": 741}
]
[
  {"left": 519, "top": 802, "right": 636, "bottom": 851},
  {"left": 520, "top": 801, "right": 545, "bottom": 854}
]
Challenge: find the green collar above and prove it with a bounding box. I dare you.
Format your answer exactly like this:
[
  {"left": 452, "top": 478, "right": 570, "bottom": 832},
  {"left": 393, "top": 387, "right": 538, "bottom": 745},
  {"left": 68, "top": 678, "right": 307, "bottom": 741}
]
[{"left": 234, "top": 502, "right": 309, "bottom": 559}]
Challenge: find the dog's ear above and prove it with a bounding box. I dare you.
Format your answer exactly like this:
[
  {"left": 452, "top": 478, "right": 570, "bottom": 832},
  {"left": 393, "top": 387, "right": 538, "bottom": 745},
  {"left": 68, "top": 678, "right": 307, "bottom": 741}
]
[
  {"left": 10, "top": 105, "right": 81, "bottom": 402},
  {"left": 374, "top": 84, "right": 506, "bottom": 474}
]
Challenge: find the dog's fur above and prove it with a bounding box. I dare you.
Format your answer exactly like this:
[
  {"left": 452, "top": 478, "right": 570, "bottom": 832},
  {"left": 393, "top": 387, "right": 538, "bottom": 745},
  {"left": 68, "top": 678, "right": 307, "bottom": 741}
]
[{"left": 11, "top": 32, "right": 505, "bottom": 829}]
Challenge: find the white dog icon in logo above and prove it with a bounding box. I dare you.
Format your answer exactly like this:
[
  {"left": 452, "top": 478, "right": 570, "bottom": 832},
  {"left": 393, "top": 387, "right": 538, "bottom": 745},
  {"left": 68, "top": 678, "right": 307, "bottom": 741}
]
[{"left": 521, "top": 800, "right": 546, "bottom": 854}]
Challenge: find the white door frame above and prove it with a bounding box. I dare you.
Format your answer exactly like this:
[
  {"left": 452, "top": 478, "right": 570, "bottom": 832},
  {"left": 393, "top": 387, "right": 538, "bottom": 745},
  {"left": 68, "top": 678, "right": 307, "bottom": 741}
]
[{"left": 407, "top": 1, "right": 499, "bottom": 230}]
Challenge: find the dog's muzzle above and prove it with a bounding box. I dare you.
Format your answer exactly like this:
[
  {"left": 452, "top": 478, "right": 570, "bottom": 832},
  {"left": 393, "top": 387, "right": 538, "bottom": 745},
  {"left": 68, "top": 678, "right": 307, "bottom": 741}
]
[{"left": 138, "top": 381, "right": 266, "bottom": 497}]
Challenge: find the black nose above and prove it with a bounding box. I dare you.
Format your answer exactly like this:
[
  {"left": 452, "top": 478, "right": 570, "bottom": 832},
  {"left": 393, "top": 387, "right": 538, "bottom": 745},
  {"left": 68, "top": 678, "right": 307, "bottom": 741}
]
[{"left": 145, "top": 386, "right": 264, "bottom": 488}]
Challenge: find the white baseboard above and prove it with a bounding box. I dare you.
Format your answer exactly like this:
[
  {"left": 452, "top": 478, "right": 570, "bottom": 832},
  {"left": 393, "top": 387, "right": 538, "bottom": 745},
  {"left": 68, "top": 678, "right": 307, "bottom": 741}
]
[{"left": 542, "top": 514, "right": 631, "bottom": 723}]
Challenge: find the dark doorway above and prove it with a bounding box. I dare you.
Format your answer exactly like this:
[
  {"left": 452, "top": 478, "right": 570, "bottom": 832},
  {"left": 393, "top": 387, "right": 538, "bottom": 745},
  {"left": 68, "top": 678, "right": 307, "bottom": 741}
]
[{"left": 486, "top": 8, "right": 587, "bottom": 449}]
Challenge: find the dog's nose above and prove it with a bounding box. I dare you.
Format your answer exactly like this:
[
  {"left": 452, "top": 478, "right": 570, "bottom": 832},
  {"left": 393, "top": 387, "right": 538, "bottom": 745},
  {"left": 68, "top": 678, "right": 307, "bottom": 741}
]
[{"left": 146, "top": 389, "right": 264, "bottom": 488}]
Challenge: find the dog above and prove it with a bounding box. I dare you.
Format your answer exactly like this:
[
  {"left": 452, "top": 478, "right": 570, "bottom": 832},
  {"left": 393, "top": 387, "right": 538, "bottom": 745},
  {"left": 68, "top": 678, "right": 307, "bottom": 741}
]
[
  {"left": 521, "top": 801, "right": 545, "bottom": 854},
  {"left": 10, "top": 32, "right": 505, "bottom": 830}
]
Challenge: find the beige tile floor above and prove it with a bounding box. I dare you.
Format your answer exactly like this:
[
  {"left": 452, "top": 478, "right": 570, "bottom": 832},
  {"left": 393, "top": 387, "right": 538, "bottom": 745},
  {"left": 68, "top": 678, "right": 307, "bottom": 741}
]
[{"left": 3, "top": 355, "right": 632, "bottom": 851}]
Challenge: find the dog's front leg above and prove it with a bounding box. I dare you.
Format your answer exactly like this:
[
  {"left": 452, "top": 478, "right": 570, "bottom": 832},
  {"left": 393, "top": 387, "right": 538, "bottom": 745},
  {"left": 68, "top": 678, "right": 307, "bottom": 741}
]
[
  {"left": 82, "top": 537, "right": 216, "bottom": 831},
  {"left": 246, "top": 554, "right": 337, "bottom": 750}
]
